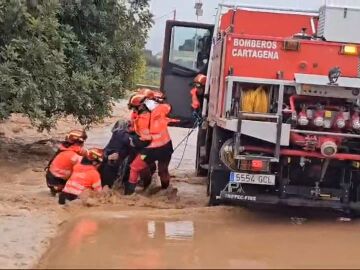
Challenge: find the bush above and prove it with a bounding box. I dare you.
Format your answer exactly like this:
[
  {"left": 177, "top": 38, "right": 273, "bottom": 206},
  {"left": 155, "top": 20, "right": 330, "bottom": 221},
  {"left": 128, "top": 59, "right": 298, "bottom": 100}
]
[{"left": 0, "top": 0, "right": 152, "bottom": 130}]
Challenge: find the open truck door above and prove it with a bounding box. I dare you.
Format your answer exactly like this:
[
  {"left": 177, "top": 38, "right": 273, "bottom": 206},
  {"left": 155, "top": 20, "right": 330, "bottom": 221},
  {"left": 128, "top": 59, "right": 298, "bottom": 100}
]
[{"left": 160, "top": 21, "right": 214, "bottom": 126}]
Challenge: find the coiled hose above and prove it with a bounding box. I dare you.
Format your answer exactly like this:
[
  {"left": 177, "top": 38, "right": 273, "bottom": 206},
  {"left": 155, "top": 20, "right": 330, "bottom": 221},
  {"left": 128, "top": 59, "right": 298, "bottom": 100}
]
[{"left": 241, "top": 86, "right": 269, "bottom": 113}]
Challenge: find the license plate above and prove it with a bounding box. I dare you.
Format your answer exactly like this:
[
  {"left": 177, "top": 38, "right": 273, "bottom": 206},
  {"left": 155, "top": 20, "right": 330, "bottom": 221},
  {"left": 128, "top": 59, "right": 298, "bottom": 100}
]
[{"left": 230, "top": 172, "right": 275, "bottom": 186}]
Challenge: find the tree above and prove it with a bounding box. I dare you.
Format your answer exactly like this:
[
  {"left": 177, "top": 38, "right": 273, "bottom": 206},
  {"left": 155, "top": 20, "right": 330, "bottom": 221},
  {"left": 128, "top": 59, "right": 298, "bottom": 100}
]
[{"left": 0, "top": 0, "right": 152, "bottom": 130}]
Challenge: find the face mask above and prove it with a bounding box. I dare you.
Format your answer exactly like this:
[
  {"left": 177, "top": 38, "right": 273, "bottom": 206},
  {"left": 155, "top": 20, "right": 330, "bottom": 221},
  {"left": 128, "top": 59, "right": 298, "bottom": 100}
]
[{"left": 144, "top": 99, "right": 158, "bottom": 111}]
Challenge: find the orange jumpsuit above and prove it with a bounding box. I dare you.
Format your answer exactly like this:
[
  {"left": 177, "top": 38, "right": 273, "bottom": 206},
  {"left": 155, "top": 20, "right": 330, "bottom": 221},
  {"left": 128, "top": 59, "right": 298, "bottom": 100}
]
[
  {"left": 49, "top": 144, "right": 85, "bottom": 180},
  {"left": 63, "top": 163, "right": 102, "bottom": 196},
  {"left": 129, "top": 104, "right": 174, "bottom": 189},
  {"left": 190, "top": 74, "right": 207, "bottom": 111},
  {"left": 46, "top": 144, "right": 86, "bottom": 193}
]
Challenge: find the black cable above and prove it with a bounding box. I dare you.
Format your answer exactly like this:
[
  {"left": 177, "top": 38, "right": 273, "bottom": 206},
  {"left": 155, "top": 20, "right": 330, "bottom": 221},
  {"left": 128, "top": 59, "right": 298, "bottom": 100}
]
[
  {"left": 172, "top": 117, "right": 202, "bottom": 169},
  {"left": 174, "top": 130, "right": 191, "bottom": 170}
]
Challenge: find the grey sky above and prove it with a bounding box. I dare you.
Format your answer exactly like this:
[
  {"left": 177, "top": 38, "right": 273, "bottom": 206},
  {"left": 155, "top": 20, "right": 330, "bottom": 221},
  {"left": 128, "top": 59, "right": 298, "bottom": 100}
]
[{"left": 146, "top": 0, "right": 328, "bottom": 53}]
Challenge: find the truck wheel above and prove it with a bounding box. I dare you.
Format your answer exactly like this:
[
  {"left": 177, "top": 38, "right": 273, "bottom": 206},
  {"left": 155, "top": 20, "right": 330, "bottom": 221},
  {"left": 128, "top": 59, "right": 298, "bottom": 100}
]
[
  {"left": 208, "top": 169, "right": 229, "bottom": 206},
  {"left": 195, "top": 127, "right": 208, "bottom": 176},
  {"left": 207, "top": 125, "right": 230, "bottom": 206},
  {"left": 208, "top": 169, "right": 219, "bottom": 206}
]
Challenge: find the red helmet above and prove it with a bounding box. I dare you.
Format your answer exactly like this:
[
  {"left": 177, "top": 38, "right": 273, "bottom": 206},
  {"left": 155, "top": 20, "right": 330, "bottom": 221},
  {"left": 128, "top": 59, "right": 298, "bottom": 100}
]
[
  {"left": 65, "top": 129, "right": 87, "bottom": 144},
  {"left": 128, "top": 93, "right": 146, "bottom": 109},
  {"left": 138, "top": 88, "right": 155, "bottom": 99},
  {"left": 193, "top": 74, "right": 207, "bottom": 86},
  {"left": 87, "top": 148, "right": 104, "bottom": 163},
  {"left": 138, "top": 89, "right": 165, "bottom": 100}
]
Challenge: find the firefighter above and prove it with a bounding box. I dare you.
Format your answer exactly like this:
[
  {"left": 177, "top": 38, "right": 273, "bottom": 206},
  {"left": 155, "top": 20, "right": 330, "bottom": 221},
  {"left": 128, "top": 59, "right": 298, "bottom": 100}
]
[
  {"left": 127, "top": 93, "right": 157, "bottom": 189},
  {"left": 58, "top": 148, "right": 103, "bottom": 205},
  {"left": 45, "top": 129, "right": 87, "bottom": 196},
  {"left": 125, "top": 97, "right": 175, "bottom": 195},
  {"left": 127, "top": 90, "right": 165, "bottom": 131},
  {"left": 190, "top": 74, "right": 207, "bottom": 117}
]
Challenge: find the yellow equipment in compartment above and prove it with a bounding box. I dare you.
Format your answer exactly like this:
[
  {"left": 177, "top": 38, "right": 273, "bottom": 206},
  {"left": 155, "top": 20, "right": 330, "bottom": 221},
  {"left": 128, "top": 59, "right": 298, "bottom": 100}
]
[{"left": 241, "top": 86, "right": 269, "bottom": 113}]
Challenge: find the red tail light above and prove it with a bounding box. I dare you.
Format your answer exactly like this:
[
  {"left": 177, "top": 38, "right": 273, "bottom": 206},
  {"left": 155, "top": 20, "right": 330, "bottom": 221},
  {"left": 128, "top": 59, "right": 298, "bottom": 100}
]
[{"left": 251, "top": 160, "right": 264, "bottom": 171}]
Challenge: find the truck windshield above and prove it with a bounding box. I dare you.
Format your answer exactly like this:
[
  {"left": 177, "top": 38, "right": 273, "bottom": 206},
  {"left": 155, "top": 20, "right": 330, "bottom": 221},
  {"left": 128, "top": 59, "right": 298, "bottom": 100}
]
[{"left": 169, "top": 26, "right": 211, "bottom": 71}]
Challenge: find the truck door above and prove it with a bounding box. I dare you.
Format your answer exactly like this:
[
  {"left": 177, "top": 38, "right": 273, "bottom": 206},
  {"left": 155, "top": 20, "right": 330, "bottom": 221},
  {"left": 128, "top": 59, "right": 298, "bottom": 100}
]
[{"left": 160, "top": 21, "right": 214, "bottom": 125}]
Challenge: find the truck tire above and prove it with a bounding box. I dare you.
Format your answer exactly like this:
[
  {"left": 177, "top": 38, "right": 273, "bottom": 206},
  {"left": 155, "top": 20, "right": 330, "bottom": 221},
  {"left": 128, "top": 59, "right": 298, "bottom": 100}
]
[
  {"left": 209, "top": 169, "right": 229, "bottom": 205},
  {"left": 195, "top": 127, "right": 208, "bottom": 176},
  {"left": 207, "top": 125, "right": 231, "bottom": 206}
]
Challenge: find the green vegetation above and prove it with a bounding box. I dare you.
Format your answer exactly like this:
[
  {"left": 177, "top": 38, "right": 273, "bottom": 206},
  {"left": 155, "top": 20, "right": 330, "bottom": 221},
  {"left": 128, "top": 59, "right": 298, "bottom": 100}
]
[
  {"left": 0, "top": 0, "right": 152, "bottom": 130},
  {"left": 138, "top": 66, "right": 161, "bottom": 87}
]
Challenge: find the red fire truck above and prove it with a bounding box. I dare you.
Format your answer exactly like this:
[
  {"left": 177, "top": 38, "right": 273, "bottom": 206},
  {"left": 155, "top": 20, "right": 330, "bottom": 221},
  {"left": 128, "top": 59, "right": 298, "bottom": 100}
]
[{"left": 160, "top": 3, "right": 360, "bottom": 214}]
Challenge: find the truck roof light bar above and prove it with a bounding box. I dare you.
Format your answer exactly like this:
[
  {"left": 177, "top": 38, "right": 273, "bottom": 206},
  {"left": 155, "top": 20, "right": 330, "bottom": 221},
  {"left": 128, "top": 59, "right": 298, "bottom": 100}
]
[
  {"left": 340, "top": 45, "right": 359, "bottom": 56},
  {"left": 218, "top": 3, "right": 319, "bottom": 16}
]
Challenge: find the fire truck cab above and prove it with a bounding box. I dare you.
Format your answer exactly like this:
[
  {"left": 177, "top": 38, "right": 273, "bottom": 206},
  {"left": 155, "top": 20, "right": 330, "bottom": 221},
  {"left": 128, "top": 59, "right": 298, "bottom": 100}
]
[{"left": 160, "top": 3, "right": 360, "bottom": 214}]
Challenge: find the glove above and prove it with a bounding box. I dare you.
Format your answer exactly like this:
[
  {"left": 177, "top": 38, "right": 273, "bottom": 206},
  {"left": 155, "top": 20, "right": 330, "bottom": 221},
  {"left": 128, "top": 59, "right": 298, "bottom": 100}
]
[
  {"left": 107, "top": 153, "right": 119, "bottom": 161},
  {"left": 129, "top": 134, "right": 150, "bottom": 149}
]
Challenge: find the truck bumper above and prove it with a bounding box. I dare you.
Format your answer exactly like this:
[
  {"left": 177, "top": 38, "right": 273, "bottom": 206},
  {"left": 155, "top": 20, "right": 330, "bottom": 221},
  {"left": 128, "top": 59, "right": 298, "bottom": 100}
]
[{"left": 220, "top": 191, "right": 360, "bottom": 211}]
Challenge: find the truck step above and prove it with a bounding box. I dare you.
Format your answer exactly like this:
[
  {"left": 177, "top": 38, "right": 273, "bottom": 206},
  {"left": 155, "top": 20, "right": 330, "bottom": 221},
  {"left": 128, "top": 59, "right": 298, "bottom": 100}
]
[{"left": 199, "top": 164, "right": 209, "bottom": 170}]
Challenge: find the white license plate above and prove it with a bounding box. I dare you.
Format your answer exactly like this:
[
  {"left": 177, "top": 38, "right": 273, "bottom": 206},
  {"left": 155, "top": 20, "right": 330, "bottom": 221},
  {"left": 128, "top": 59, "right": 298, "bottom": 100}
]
[{"left": 230, "top": 172, "right": 275, "bottom": 186}]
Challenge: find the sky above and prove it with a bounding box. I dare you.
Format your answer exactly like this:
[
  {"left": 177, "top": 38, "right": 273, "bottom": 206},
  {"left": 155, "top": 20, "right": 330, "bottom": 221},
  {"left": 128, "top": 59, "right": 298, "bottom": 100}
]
[{"left": 146, "top": 0, "right": 327, "bottom": 53}]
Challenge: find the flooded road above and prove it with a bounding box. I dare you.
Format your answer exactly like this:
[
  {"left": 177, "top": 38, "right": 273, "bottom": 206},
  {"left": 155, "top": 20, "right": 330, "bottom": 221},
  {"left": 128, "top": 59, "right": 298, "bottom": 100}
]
[{"left": 38, "top": 208, "right": 360, "bottom": 269}]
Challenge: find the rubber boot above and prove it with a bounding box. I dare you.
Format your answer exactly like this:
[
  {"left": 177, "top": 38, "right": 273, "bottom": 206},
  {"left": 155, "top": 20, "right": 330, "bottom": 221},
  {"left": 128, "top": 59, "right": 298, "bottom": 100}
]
[
  {"left": 125, "top": 182, "right": 136, "bottom": 195},
  {"left": 161, "top": 180, "right": 169, "bottom": 189},
  {"left": 58, "top": 192, "right": 66, "bottom": 205},
  {"left": 50, "top": 187, "right": 57, "bottom": 197}
]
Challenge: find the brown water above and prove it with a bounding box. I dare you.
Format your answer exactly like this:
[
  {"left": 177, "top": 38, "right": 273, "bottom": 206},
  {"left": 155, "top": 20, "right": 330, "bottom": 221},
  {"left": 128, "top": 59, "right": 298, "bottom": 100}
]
[{"left": 38, "top": 208, "right": 360, "bottom": 269}]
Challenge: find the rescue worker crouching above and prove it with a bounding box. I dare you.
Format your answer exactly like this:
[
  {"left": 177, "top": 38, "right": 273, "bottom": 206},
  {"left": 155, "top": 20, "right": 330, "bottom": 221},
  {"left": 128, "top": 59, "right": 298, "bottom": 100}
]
[
  {"left": 58, "top": 148, "right": 104, "bottom": 205},
  {"left": 46, "top": 130, "right": 87, "bottom": 196},
  {"left": 125, "top": 97, "right": 175, "bottom": 195}
]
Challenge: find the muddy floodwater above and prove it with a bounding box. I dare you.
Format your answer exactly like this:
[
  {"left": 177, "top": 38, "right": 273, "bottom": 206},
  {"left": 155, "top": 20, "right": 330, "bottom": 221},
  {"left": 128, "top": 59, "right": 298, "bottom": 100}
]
[
  {"left": 38, "top": 208, "right": 360, "bottom": 269},
  {"left": 3, "top": 101, "right": 360, "bottom": 269}
]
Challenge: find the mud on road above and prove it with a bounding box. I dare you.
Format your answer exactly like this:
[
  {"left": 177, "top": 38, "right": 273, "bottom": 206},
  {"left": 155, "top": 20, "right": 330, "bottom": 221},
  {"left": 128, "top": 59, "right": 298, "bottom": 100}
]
[
  {"left": 0, "top": 101, "right": 205, "bottom": 268},
  {"left": 1, "top": 101, "right": 360, "bottom": 269},
  {"left": 38, "top": 207, "right": 360, "bottom": 269}
]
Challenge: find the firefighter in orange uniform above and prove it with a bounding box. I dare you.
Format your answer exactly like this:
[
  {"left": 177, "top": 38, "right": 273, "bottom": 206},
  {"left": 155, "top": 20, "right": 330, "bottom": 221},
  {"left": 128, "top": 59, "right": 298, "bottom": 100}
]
[
  {"left": 46, "top": 130, "right": 88, "bottom": 196},
  {"left": 128, "top": 89, "right": 165, "bottom": 131},
  {"left": 58, "top": 148, "right": 103, "bottom": 205},
  {"left": 190, "top": 74, "right": 207, "bottom": 114},
  {"left": 125, "top": 97, "right": 176, "bottom": 195},
  {"left": 127, "top": 93, "right": 157, "bottom": 188}
]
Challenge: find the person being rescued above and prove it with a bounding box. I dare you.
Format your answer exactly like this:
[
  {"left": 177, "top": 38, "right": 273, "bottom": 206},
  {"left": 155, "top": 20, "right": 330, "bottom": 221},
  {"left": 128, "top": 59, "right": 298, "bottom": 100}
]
[
  {"left": 45, "top": 129, "right": 88, "bottom": 196},
  {"left": 125, "top": 90, "right": 179, "bottom": 195},
  {"left": 99, "top": 120, "right": 132, "bottom": 188},
  {"left": 58, "top": 148, "right": 104, "bottom": 205}
]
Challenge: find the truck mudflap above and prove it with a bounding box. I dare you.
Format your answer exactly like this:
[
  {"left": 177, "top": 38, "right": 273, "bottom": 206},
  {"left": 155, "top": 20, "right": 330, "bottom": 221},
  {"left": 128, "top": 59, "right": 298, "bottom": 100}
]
[{"left": 219, "top": 191, "right": 360, "bottom": 211}]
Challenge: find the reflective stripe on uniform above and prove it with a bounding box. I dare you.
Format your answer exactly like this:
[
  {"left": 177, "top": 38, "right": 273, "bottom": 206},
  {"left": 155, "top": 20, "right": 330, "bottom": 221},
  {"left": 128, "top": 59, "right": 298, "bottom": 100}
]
[
  {"left": 63, "top": 185, "right": 83, "bottom": 196},
  {"left": 50, "top": 168, "right": 72, "bottom": 179},
  {"left": 63, "top": 180, "right": 86, "bottom": 195},
  {"left": 92, "top": 181, "right": 102, "bottom": 191},
  {"left": 67, "top": 180, "right": 86, "bottom": 190},
  {"left": 149, "top": 129, "right": 171, "bottom": 148}
]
